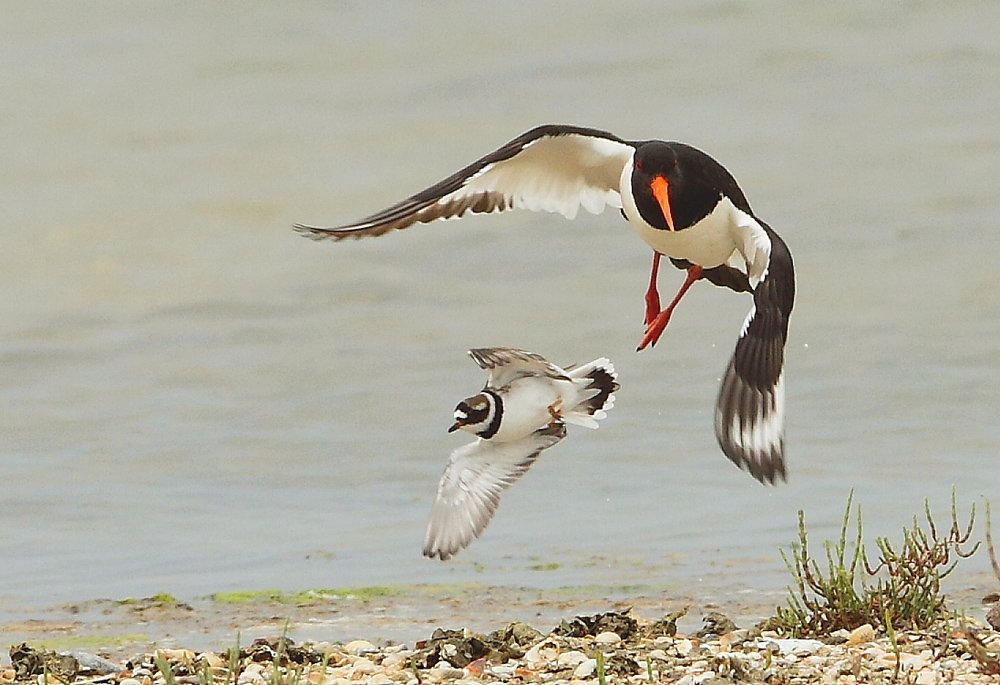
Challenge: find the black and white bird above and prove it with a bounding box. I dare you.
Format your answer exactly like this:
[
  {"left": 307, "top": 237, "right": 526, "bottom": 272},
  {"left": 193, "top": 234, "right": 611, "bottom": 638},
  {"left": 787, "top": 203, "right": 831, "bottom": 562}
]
[
  {"left": 450, "top": 347, "right": 619, "bottom": 442},
  {"left": 296, "top": 124, "right": 795, "bottom": 485},
  {"left": 423, "top": 347, "right": 619, "bottom": 560}
]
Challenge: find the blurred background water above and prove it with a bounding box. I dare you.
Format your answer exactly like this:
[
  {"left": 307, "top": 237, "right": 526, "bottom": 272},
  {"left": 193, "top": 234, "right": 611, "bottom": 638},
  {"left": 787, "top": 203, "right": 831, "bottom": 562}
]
[{"left": 1, "top": 1, "right": 998, "bottom": 618}]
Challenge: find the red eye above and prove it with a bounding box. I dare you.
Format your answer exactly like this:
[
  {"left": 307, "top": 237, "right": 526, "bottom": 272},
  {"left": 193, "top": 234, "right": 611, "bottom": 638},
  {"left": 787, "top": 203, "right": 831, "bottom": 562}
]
[{"left": 634, "top": 160, "right": 643, "bottom": 172}]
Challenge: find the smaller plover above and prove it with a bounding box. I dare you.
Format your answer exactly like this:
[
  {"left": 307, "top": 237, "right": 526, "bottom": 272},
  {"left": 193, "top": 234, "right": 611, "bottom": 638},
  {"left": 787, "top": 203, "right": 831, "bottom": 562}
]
[
  {"left": 449, "top": 347, "right": 618, "bottom": 441},
  {"left": 423, "top": 348, "right": 619, "bottom": 560}
]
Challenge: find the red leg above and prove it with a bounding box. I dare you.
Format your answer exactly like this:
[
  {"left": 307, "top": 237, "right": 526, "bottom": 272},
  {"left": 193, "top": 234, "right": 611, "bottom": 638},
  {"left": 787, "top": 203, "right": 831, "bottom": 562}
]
[
  {"left": 644, "top": 252, "right": 663, "bottom": 326},
  {"left": 637, "top": 264, "right": 703, "bottom": 350}
]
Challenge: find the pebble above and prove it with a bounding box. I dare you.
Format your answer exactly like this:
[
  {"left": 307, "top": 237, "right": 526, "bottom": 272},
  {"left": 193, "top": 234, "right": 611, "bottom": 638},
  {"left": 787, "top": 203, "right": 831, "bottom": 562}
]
[
  {"left": 756, "top": 638, "right": 824, "bottom": 656},
  {"left": 380, "top": 652, "right": 411, "bottom": 669},
  {"left": 487, "top": 665, "right": 514, "bottom": 679},
  {"left": 594, "top": 631, "right": 621, "bottom": 645},
  {"left": 674, "top": 638, "right": 694, "bottom": 656},
  {"left": 573, "top": 659, "right": 597, "bottom": 678},
  {"left": 846, "top": 624, "right": 875, "bottom": 646},
  {"left": 429, "top": 664, "right": 465, "bottom": 681},
  {"left": 556, "top": 651, "right": 588, "bottom": 667},
  {"left": 523, "top": 642, "right": 557, "bottom": 666},
  {"left": 351, "top": 658, "right": 377, "bottom": 676},
  {"left": 345, "top": 640, "right": 378, "bottom": 656}
]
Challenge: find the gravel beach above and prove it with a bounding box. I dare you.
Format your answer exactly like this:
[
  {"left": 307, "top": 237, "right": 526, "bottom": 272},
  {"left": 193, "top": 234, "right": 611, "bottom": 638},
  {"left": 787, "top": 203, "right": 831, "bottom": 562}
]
[{"left": 4, "top": 587, "right": 999, "bottom": 685}]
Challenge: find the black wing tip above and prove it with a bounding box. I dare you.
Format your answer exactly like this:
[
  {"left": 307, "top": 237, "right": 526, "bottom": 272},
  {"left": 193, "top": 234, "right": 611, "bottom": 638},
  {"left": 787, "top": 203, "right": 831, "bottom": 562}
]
[
  {"left": 715, "top": 435, "right": 788, "bottom": 486},
  {"left": 292, "top": 223, "right": 364, "bottom": 241},
  {"left": 714, "top": 360, "right": 788, "bottom": 487},
  {"left": 422, "top": 545, "right": 456, "bottom": 561}
]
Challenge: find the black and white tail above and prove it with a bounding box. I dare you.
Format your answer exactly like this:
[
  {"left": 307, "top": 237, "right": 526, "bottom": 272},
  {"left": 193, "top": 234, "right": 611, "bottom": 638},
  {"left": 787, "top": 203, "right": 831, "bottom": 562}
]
[
  {"left": 715, "top": 223, "right": 795, "bottom": 485},
  {"left": 564, "top": 358, "right": 620, "bottom": 428}
]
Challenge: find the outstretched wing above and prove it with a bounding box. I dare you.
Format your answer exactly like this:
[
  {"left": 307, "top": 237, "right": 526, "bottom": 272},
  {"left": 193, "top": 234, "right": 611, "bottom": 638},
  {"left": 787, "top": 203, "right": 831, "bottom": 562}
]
[
  {"left": 714, "top": 222, "right": 795, "bottom": 485},
  {"left": 468, "top": 347, "right": 570, "bottom": 389},
  {"left": 295, "top": 125, "right": 635, "bottom": 240},
  {"left": 422, "top": 424, "right": 567, "bottom": 561}
]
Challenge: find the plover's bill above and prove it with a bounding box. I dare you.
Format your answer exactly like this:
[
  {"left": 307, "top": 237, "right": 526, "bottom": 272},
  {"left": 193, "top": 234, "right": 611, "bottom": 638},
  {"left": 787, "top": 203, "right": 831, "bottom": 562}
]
[
  {"left": 296, "top": 124, "right": 794, "bottom": 485},
  {"left": 450, "top": 347, "right": 619, "bottom": 442},
  {"left": 422, "top": 423, "right": 566, "bottom": 561}
]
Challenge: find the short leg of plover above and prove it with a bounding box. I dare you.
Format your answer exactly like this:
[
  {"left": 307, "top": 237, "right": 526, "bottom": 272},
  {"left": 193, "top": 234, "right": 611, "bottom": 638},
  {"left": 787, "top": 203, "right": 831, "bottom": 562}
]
[{"left": 546, "top": 399, "right": 563, "bottom": 426}]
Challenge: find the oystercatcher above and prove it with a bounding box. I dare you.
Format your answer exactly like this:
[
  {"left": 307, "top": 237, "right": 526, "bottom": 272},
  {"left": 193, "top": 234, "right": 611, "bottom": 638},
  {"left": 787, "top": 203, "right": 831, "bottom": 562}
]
[
  {"left": 450, "top": 347, "right": 619, "bottom": 441},
  {"left": 296, "top": 125, "right": 795, "bottom": 484}
]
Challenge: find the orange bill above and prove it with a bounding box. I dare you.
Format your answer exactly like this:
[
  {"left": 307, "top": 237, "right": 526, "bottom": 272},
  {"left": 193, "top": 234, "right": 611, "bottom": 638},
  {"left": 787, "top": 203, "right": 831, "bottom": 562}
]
[{"left": 650, "top": 176, "right": 675, "bottom": 231}]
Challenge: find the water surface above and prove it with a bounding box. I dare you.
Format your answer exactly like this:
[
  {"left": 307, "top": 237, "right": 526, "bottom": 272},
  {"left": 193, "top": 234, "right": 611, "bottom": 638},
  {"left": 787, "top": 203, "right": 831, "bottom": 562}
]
[{"left": 2, "top": 1, "right": 998, "bottom": 621}]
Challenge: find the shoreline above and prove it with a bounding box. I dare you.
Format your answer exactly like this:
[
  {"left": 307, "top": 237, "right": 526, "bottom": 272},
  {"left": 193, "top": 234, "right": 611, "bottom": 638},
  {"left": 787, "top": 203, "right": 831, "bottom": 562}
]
[
  {"left": 3, "top": 582, "right": 996, "bottom": 659},
  {"left": 2, "top": 588, "right": 999, "bottom": 685}
]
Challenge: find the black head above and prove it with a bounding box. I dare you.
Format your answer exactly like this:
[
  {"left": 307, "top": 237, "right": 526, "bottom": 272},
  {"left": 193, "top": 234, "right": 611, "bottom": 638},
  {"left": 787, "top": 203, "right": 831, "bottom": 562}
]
[
  {"left": 449, "top": 392, "right": 494, "bottom": 435},
  {"left": 631, "top": 141, "right": 750, "bottom": 230}
]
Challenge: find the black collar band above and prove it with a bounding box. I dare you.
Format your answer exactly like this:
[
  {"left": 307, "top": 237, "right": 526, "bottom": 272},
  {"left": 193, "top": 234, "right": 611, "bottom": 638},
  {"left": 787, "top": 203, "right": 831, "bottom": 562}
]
[{"left": 478, "top": 389, "right": 503, "bottom": 439}]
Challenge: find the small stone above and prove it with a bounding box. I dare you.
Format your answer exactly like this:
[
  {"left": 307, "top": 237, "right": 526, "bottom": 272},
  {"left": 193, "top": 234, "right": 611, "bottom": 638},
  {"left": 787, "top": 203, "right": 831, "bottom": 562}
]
[
  {"left": 675, "top": 675, "right": 695, "bottom": 685},
  {"left": 120, "top": 679, "right": 142, "bottom": 685},
  {"left": 719, "top": 629, "right": 749, "bottom": 648},
  {"left": 863, "top": 646, "right": 885, "bottom": 661},
  {"left": 430, "top": 664, "right": 464, "bottom": 681},
  {"left": 595, "top": 631, "right": 621, "bottom": 645},
  {"left": 344, "top": 640, "right": 377, "bottom": 656},
  {"left": 159, "top": 649, "right": 195, "bottom": 663},
  {"left": 573, "top": 659, "right": 597, "bottom": 678},
  {"left": 987, "top": 601, "right": 1000, "bottom": 630},
  {"left": 897, "top": 653, "right": 930, "bottom": 670},
  {"left": 693, "top": 673, "right": 715, "bottom": 685},
  {"left": 524, "top": 642, "right": 557, "bottom": 665},
  {"left": 828, "top": 629, "right": 851, "bottom": 644},
  {"left": 381, "top": 652, "right": 411, "bottom": 669},
  {"left": 648, "top": 649, "right": 667, "bottom": 661},
  {"left": 489, "top": 665, "right": 514, "bottom": 679},
  {"left": 351, "top": 658, "right": 377, "bottom": 676},
  {"left": 464, "top": 658, "right": 486, "bottom": 677},
  {"left": 914, "top": 670, "right": 937, "bottom": 685},
  {"left": 846, "top": 624, "right": 875, "bottom": 646},
  {"left": 674, "top": 639, "right": 693, "bottom": 656},
  {"left": 556, "top": 651, "right": 588, "bottom": 668}
]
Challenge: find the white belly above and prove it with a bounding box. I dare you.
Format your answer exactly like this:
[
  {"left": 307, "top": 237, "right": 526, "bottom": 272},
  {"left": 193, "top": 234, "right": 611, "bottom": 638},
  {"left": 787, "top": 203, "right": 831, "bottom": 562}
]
[
  {"left": 493, "top": 380, "right": 566, "bottom": 441},
  {"left": 632, "top": 197, "right": 740, "bottom": 268},
  {"left": 619, "top": 157, "right": 740, "bottom": 268}
]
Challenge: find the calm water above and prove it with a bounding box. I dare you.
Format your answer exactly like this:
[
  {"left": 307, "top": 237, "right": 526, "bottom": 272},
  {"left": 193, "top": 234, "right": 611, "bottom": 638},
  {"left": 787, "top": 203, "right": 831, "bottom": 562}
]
[{"left": 2, "top": 1, "right": 999, "bottom": 619}]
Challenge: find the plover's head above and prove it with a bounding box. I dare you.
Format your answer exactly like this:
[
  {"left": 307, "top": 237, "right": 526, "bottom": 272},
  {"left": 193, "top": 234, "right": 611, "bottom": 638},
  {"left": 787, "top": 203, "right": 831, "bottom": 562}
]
[{"left": 449, "top": 392, "right": 497, "bottom": 436}]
